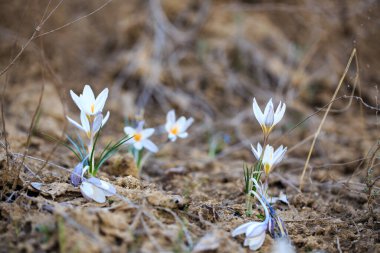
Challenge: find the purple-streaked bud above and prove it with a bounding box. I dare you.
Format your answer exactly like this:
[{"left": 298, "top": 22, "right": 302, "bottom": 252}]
[
  {"left": 70, "top": 162, "right": 83, "bottom": 187},
  {"left": 264, "top": 105, "right": 274, "bottom": 127},
  {"left": 136, "top": 121, "right": 145, "bottom": 132},
  {"left": 268, "top": 217, "right": 275, "bottom": 238},
  {"left": 278, "top": 217, "right": 288, "bottom": 237}
]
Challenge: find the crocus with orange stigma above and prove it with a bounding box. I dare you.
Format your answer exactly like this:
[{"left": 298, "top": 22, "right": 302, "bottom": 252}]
[
  {"left": 124, "top": 121, "right": 158, "bottom": 153},
  {"left": 165, "top": 110, "right": 194, "bottom": 142},
  {"left": 70, "top": 84, "right": 110, "bottom": 121}
]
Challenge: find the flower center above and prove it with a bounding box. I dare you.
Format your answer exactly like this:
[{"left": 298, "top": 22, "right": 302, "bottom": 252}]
[
  {"left": 134, "top": 133, "right": 142, "bottom": 142},
  {"left": 170, "top": 125, "right": 179, "bottom": 135},
  {"left": 264, "top": 163, "right": 271, "bottom": 175},
  {"left": 91, "top": 103, "right": 95, "bottom": 113}
]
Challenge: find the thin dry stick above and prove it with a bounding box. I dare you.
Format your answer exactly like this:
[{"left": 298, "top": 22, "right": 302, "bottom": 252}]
[
  {"left": 33, "top": 42, "right": 68, "bottom": 180},
  {"left": 1, "top": 74, "right": 10, "bottom": 168},
  {"left": 299, "top": 48, "right": 357, "bottom": 190},
  {"left": 12, "top": 84, "right": 45, "bottom": 190},
  {"left": 36, "top": 0, "right": 113, "bottom": 38},
  {"left": 0, "top": 0, "right": 65, "bottom": 78}
]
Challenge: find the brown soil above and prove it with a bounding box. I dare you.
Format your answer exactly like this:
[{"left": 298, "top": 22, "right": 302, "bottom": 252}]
[{"left": 0, "top": 1, "right": 379, "bottom": 252}]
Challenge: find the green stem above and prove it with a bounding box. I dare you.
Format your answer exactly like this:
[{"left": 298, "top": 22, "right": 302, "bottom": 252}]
[
  {"left": 245, "top": 135, "right": 268, "bottom": 216},
  {"left": 245, "top": 180, "right": 253, "bottom": 216},
  {"left": 135, "top": 149, "right": 143, "bottom": 170}
]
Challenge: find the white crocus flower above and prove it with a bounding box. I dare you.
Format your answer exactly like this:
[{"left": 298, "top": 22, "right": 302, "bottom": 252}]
[
  {"left": 67, "top": 112, "right": 106, "bottom": 139},
  {"left": 70, "top": 84, "right": 109, "bottom": 116},
  {"left": 232, "top": 190, "right": 270, "bottom": 251},
  {"left": 251, "top": 143, "right": 287, "bottom": 175},
  {"left": 252, "top": 98, "right": 286, "bottom": 136},
  {"left": 79, "top": 166, "right": 116, "bottom": 203},
  {"left": 124, "top": 122, "right": 158, "bottom": 153},
  {"left": 165, "top": 110, "right": 194, "bottom": 142},
  {"left": 67, "top": 111, "right": 91, "bottom": 138},
  {"left": 251, "top": 142, "right": 264, "bottom": 161}
]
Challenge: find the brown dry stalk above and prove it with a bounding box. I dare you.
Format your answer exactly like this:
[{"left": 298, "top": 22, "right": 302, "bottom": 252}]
[
  {"left": 35, "top": 0, "right": 114, "bottom": 38},
  {"left": 299, "top": 48, "right": 357, "bottom": 190},
  {"left": 12, "top": 84, "right": 44, "bottom": 190},
  {"left": 32, "top": 44, "right": 68, "bottom": 180},
  {"left": 1, "top": 74, "right": 10, "bottom": 168},
  {"left": 366, "top": 142, "right": 380, "bottom": 224}
]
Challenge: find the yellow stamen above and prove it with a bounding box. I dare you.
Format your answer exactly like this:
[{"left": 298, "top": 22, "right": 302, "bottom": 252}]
[
  {"left": 261, "top": 125, "right": 273, "bottom": 136},
  {"left": 134, "top": 133, "right": 142, "bottom": 142},
  {"left": 91, "top": 103, "right": 95, "bottom": 113},
  {"left": 170, "top": 125, "right": 179, "bottom": 135},
  {"left": 264, "top": 163, "right": 271, "bottom": 175}
]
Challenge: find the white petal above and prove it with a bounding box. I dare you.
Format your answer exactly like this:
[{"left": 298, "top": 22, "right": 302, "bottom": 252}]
[
  {"left": 251, "top": 143, "right": 262, "bottom": 160},
  {"left": 257, "top": 143, "right": 263, "bottom": 155},
  {"left": 274, "top": 101, "right": 282, "bottom": 116},
  {"left": 178, "top": 132, "right": 188, "bottom": 139},
  {"left": 134, "top": 141, "right": 143, "bottom": 150},
  {"left": 102, "top": 111, "right": 110, "bottom": 126},
  {"left": 232, "top": 222, "right": 254, "bottom": 237},
  {"left": 80, "top": 111, "right": 91, "bottom": 134},
  {"left": 124, "top": 127, "right": 136, "bottom": 136},
  {"left": 92, "top": 113, "right": 103, "bottom": 134},
  {"left": 94, "top": 88, "right": 109, "bottom": 112},
  {"left": 142, "top": 139, "right": 158, "bottom": 153},
  {"left": 80, "top": 182, "right": 106, "bottom": 203},
  {"left": 70, "top": 90, "right": 83, "bottom": 111},
  {"left": 263, "top": 98, "right": 273, "bottom": 117},
  {"left": 99, "top": 180, "right": 116, "bottom": 197},
  {"left": 176, "top": 117, "right": 187, "bottom": 131},
  {"left": 246, "top": 222, "right": 267, "bottom": 238},
  {"left": 274, "top": 146, "right": 287, "bottom": 165},
  {"left": 165, "top": 121, "right": 173, "bottom": 133},
  {"left": 248, "top": 232, "right": 266, "bottom": 250},
  {"left": 252, "top": 98, "right": 264, "bottom": 125},
  {"left": 263, "top": 145, "right": 274, "bottom": 165},
  {"left": 83, "top": 84, "right": 95, "bottom": 103},
  {"left": 273, "top": 146, "right": 285, "bottom": 160},
  {"left": 264, "top": 103, "right": 274, "bottom": 127},
  {"left": 167, "top": 110, "right": 176, "bottom": 124},
  {"left": 136, "top": 121, "right": 145, "bottom": 132},
  {"left": 79, "top": 98, "right": 92, "bottom": 115},
  {"left": 273, "top": 102, "right": 286, "bottom": 125},
  {"left": 168, "top": 134, "right": 177, "bottom": 142},
  {"left": 126, "top": 139, "right": 135, "bottom": 145},
  {"left": 183, "top": 117, "right": 194, "bottom": 130},
  {"left": 141, "top": 128, "right": 155, "bottom": 139},
  {"left": 67, "top": 116, "right": 85, "bottom": 132}
]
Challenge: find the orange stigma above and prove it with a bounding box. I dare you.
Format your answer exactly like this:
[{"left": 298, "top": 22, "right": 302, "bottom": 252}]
[
  {"left": 134, "top": 133, "right": 142, "bottom": 142},
  {"left": 90, "top": 103, "right": 95, "bottom": 113},
  {"left": 170, "top": 125, "right": 179, "bottom": 135}
]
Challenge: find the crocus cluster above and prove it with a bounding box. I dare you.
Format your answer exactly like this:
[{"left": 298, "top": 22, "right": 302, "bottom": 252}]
[
  {"left": 251, "top": 98, "right": 287, "bottom": 194},
  {"left": 66, "top": 85, "right": 194, "bottom": 202},
  {"left": 123, "top": 109, "right": 193, "bottom": 169},
  {"left": 67, "top": 85, "right": 117, "bottom": 203},
  {"left": 234, "top": 98, "right": 289, "bottom": 251}
]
